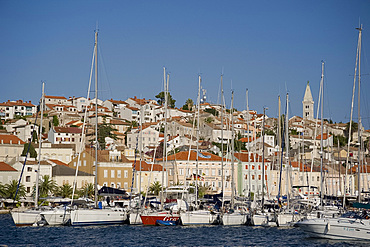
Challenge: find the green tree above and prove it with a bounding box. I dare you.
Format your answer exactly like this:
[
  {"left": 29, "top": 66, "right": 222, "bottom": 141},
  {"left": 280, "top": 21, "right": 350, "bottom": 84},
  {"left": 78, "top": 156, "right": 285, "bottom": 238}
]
[
  {"left": 332, "top": 134, "right": 347, "bottom": 147},
  {"left": 198, "top": 184, "right": 210, "bottom": 198},
  {"left": 345, "top": 121, "right": 358, "bottom": 140},
  {"left": 182, "top": 98, "right": 194, "bottom": 111},
  {"left": 204, "top": 108, "right": 219, "bottom": 117},
  {"left": 0, "top": 183, "right": 6, "bottom": 198},
  {"left": 204, "top": 117, "right": 214, "bottom": 123},
  {"left": 148, "top": 181, "right": 162, "bottom": 195},
  {"left": 56, "top": 184, "right": 73, "bottom": 198},
  {"left": 21, "top": 143, "right": 37, "bottom": 159},
  {"left": 32, "top": 130, "right": 38, "bottom": 143},
  {"left": 38, "top": 175, "right": 57, "bottom": 198},
  {"left": 79, "top": 183, "right": 95, "bottom": 199},
  {"left": 155, "top": 91, "right": 176, "bottom": 108},
  {"left": 97, "top": 123, "right": 117, "bottom": 149},
  {"left": 52, "top": 115, "right": 59, "bottom": 127},
  {"left": 5, "top": 180, "right": 26, "bottom": 200}
]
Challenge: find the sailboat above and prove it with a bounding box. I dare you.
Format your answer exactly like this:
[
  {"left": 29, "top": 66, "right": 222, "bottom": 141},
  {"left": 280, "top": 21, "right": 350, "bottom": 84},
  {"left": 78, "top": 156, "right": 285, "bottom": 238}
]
[
  {"left": 180, "top": 75, "right": 220, "bottom": 226},
  {"left": 70, "top": 29, "right": 127, "bottom": 226},
  {"left": 220, "top": 91, "right": 248, "bottom": 226},
  {"left": 296, "top": 26, "right": 370, "bottom": 240},
  {"left": 11, "top": 82, "right": 47, "bottom": 226}
]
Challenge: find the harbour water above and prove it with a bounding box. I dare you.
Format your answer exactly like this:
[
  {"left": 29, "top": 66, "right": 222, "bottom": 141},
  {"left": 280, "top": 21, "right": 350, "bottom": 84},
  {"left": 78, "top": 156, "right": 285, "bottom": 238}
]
[{"left": 0, "top": 214, "right": 368, "bottom": 246}]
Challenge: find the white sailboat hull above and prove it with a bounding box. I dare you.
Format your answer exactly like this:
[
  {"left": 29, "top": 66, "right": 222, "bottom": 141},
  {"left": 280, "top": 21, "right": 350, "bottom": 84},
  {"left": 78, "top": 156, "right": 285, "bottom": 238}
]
[
  {"left": 277, "top": 213, "right": 294, "bottom": 227},
  {"left": 222, "top": 212, "right": 248, "bottom": 226},
  {"left": 11, "top": 209, "right": 42, "bottom": 226},
  {"left": 296, "top": 217, "right": 370, "bottom": 240},
  {"left": 41, "top": 208, "right": 71, "bottom": 226},
  {"left": 129, "top": 212, "right": 142, "bottom": 225},
  {"left": 70, "top": 208, "right": 127, "bottom": 226},
  {"left": 253, "top": 213, "right": 277, "bottom": 227},
  {"left": 180, "top": 210, "right": 219, "bottom": 225}
]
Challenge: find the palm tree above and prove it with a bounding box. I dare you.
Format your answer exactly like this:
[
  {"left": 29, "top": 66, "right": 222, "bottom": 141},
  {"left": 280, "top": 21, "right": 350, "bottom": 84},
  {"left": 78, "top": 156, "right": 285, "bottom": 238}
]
[
  {"left": 79, "top": 183, "right": 94, "bottom": 199},
  {"left": 38, "top": 175, "right": 57, "bottom": 198},
  {"left": 5, "top": 180, "right": 26, "bottom": 200},
  {"left": 0, "top": 183, "right": 6, "bottom": 198},
  {"left": 56, "top": 184, "right": 73, "bottom": 198},
  {"left": 148, "top": 181, "right": 162, "bottom": 196}
]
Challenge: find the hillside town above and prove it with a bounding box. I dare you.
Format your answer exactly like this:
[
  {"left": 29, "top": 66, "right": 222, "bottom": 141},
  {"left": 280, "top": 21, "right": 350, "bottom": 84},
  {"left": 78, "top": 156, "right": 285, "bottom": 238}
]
[{"left": 1, "top": 81, "right": 369, "bottom": 205}]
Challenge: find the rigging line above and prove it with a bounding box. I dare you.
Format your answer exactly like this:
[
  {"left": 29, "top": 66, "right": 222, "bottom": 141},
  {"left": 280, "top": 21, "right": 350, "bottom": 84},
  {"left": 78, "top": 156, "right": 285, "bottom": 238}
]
[{"left": 97, "top": 42, "right": 113, "bottom": 100}]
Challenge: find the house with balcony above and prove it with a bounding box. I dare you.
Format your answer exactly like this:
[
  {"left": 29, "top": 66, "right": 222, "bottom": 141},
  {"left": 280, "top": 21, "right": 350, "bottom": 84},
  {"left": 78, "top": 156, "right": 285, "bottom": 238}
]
[{"left": 0, "top": 100, "right": 36, "bottom": 120}]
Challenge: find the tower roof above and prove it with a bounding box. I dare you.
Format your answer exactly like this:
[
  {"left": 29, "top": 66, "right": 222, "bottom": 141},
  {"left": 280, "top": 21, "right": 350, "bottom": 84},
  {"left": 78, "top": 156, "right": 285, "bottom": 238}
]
[{"left": 303, "top": 81, "right": 314, "bottom": 103}]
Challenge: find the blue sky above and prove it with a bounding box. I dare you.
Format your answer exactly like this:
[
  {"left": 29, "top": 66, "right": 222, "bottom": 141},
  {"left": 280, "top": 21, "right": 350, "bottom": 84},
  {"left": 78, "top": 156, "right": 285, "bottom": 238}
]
[{"left": 1, "top": 0, "right": 370, "bottom": 129}]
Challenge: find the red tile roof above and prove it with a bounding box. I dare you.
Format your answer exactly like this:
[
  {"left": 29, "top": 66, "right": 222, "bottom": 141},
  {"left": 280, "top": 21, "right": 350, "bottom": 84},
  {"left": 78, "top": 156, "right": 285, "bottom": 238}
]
[
  {"left": 234, "top": 152, "right": 264, "bottom": 162},
  {"left": 162, "top": 151, "right": 226, "bottom": 162},
  {"left": 54, "top": 127, "right": 82, "bottom": 134},
  {"left": 0, "top": 162, "right": 17, "bottom": 171},
  {"left": 49, "top": 159, "right": 69, "bottom": 167},
  {"left": 0, "top": 134, "right": 25, "bottom": 145},
  {"left": 133, "top": 160, "right": 164, "bottom": 171}
]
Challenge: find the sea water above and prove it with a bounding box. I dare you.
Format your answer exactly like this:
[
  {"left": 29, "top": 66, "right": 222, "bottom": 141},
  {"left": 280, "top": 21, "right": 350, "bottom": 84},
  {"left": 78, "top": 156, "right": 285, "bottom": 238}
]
[{"left": 0, "top": 214, "right": 367, "bottom": 246}]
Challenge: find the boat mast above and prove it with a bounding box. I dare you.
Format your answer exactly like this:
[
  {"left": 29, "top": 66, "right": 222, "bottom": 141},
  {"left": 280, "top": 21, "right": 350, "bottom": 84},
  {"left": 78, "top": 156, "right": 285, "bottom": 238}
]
[
  {"left": 161, "top": 67, "right": 167, "bottom": 209},
  {"left": 262, "top": 106, "right": 267, "bottom": 210},
  {"left": 220, "top": 74, "right": 225, "bottom": 210},
  {"left": 320, "top": 61, "right": 324, "bottom": 208},
  {"left": 195, "top": 74, "right": 201, "bottom": 208},
  {"left": 230, "top": 91, "right": 235, "bottom": 209},
  {"left": 277, "top": 96, "right": 283, "bottom": 204},
  {"left": 246, "top": 89, "right": 251, "bottom": 198},
  {"left": 344, "top": 26, "right": 361, "bottom": 208},
  {"left": 357, "top": 25, "right": 362, "bottom": 203},
  {"left": 35, "top": 81, "right": 44, "bottom": 207},
  {"left": 94, "top": 29, "right": 98, "bottom": 208},
  {"left": 285, "top": 93, "right": 290, "bottom": 209}
]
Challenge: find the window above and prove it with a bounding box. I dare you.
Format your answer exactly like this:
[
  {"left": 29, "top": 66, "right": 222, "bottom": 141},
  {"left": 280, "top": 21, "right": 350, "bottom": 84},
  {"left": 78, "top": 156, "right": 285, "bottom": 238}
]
[
  {"left": 218, "top": 169, "right": 221, "bottom": 176},
  {"left": 26, "top": 176, "right": 31, "bottom": 182},
  {"left": 179, "top": 169, "right": 183, "bottom": 175},
  {"left": 27, "top": 187, "right": 31, "bottom": 193},
  {"left": 27, "top": 167, "right": 32, "bottom": 172},
  {"left": 83, "top": 160, "right": 86, "bottom": 166},
  {"left": 205, "top": 169, "right": 209, "bottom": 176},
  {"left": 252, "top": 175, "right": 255, "bottom": 180},
  {"left": 245, "top": 165, "right": 248, "bottom": 170},
  {"left": 111, "top": 170, "right": 115, "bottom": 178},
  {"left": 212, "top": 169, "right": 216, "bottom": 176},
  {"left": 317, "top": 176, "right": 320, "bottom": 182},
  {"left": 124, "top": 182, "right": 128, "bottom": 189},
  {"left": 117, "top": 182, "right": 121, "bottom": 188},
  {"left": 117, "top": 170, "right": 121, "bottom": 178},
  {"left": 124, "top": 170, "right": 128, "bottom": 178},
  {"left": 258, "top": 175, "right": 261, "bottom": 180},
  {"left": 104, "top": 170, "right": 108, "bottom": 178},
  {"left": 111, "top": 183, "right": 115, "bottom": 188}
]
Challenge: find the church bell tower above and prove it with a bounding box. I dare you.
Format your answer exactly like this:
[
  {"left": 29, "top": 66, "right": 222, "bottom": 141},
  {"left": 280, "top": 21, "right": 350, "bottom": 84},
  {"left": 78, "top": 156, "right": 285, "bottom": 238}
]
[{"left": 302, "top": 81, "right": 314, "bottom": 120}]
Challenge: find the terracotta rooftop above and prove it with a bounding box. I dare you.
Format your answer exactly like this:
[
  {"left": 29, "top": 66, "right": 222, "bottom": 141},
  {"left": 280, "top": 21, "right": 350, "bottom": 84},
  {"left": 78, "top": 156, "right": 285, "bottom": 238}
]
[
  {"left": 0, "top": 134, "right": 25, "bottom": 145},
  {"left": 0, "top": 162, "right": 17, "bottom": 171}
]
